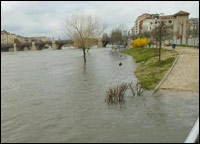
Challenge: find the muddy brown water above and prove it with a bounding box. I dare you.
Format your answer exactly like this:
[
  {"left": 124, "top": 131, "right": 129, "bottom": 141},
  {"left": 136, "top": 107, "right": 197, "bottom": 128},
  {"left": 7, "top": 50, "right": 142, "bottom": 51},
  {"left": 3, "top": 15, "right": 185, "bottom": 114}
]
[{"left": 1, "top": 47, "right": 199, "bottom": 143}]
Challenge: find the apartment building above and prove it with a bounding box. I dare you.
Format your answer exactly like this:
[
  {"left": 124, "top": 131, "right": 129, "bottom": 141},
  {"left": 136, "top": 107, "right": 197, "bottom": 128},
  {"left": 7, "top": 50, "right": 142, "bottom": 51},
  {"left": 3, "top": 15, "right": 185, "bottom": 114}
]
[
  {"left": 130, "top": 10, "right": 198, "bottom": 45},
  {"left": 188, "top": 18, "right": 199, "bottom": 30},
  {"left": 1, "top": 30, "right": 51, "bottom": 45},
  {"left": 1, "top": 30, "right": 14, "bottom": 45}
]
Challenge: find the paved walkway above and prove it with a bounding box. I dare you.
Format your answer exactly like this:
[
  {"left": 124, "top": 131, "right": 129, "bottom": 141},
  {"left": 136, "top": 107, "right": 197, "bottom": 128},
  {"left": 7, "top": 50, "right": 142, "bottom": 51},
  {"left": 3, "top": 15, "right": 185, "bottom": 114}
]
[{"left": 160, "top": 47, "right": 199, "bottom": 92}]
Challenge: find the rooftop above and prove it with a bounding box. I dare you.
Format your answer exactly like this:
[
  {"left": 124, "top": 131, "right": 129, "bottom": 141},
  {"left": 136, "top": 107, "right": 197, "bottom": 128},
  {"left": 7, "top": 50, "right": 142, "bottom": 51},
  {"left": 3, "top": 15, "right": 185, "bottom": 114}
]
[
  {"left": 174, "top": 10, "right": 190, "bottom": 16},
  {"left": 1, "top": 30, "right": 10, "bottom": 35},
  {"left": 160, "top": 15, "right": 173, "bottom": 19}
]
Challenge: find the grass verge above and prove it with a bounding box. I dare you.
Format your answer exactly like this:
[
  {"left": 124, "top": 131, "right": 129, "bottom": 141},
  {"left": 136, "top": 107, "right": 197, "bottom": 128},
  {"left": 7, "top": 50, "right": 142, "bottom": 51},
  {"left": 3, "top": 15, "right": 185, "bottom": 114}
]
[{"left": 122, "top": 47, "right": 178, "bottom": 90}]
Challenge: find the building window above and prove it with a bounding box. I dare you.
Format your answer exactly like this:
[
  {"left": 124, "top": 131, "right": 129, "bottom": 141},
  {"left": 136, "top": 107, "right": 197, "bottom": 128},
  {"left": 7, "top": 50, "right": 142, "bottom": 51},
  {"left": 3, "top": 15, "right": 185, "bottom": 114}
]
[
  {"left": 169, "top": 20, "right": 172, "bottom": 23},
  {"left": 155, "top": 22, "right": 157, "bottom": 24}
]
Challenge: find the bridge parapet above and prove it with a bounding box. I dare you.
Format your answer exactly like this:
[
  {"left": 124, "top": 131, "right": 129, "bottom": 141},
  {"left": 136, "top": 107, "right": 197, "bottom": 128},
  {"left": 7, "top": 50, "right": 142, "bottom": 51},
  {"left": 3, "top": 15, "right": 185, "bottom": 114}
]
[{"left": 1, "top": 40, "right": 75, "bottom": 52}]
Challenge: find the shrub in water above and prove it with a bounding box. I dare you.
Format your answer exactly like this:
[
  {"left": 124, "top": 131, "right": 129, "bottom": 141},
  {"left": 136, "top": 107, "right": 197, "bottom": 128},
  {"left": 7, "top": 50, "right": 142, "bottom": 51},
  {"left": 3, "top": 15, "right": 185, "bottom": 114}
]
[{"left": 105, "top": 83, "right": 128, "bottom": 104}]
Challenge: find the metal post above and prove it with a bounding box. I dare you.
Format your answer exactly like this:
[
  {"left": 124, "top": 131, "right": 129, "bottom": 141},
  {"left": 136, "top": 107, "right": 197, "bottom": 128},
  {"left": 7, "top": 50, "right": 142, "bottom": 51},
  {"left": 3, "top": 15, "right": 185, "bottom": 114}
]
[{"left": 185, "top": 117, "right": 199, "bottom": 143}]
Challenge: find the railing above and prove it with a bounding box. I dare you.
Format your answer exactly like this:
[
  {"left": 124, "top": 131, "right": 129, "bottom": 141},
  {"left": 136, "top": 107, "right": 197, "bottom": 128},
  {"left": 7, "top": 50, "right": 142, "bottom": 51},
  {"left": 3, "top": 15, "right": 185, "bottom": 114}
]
[{"left": 185, "top": 116, "right": 199, "bottom": 143}]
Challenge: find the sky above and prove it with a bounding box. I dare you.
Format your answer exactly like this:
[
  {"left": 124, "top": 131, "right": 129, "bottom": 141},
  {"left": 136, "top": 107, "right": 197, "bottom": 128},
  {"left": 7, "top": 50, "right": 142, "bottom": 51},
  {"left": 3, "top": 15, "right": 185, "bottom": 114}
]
[{"left": 1, "top": 1, "right": 199, "bottom": 39}]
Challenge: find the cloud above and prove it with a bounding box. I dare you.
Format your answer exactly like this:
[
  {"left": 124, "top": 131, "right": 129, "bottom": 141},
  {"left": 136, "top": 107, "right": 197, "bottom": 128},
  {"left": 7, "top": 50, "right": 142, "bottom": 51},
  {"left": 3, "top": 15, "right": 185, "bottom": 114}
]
[{"left": 1, "top": 1, "right": 199, "bottom": 39}]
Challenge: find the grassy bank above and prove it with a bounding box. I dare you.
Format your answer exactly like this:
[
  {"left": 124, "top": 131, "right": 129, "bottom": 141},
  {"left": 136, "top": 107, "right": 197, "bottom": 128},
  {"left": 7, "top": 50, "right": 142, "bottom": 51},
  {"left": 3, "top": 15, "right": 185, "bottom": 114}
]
[
  {"left": 122, "top": 47, "right": 178, "bottom": 90},
  {"left": 165, "top": 44, "right": 198, "bottom": 48}
]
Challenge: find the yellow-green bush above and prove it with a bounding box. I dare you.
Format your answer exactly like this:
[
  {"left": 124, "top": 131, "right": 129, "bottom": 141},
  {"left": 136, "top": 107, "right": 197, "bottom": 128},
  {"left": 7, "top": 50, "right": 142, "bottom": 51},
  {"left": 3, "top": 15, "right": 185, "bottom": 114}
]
[{"left": 132, "top": 38, "right": 148, "bottom": 48}]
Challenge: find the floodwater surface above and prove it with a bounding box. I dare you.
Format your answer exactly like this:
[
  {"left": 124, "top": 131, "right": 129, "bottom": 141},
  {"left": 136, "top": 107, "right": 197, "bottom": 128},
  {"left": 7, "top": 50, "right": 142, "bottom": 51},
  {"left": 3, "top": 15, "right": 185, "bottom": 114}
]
[{"left": 1, "top": 47, "right": 199, "bottom": 143}]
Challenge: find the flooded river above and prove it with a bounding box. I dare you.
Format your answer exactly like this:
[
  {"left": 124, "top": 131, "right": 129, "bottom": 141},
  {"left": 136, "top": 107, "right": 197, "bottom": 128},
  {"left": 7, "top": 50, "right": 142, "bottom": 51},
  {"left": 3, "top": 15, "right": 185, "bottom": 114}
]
[{"left": 1, "top": 47, "right": 199, "bottom": 143}]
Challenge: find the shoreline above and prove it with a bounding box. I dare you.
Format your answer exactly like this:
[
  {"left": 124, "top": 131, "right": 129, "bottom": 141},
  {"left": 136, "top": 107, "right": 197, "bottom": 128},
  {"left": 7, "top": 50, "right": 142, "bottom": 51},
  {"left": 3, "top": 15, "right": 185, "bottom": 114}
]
[
  {"left": 122, "top": 46, "right": 199, "bottom": 94},
  {"left": 121, "top": 47, "right": 178, "bottom": 90}
]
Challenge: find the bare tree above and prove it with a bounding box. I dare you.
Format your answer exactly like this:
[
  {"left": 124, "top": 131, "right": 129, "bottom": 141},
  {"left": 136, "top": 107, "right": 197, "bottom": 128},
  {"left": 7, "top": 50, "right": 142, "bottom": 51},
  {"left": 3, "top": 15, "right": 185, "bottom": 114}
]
[
  {"left": 180, "top": 22, "right": 184, "bottom": 45},
  {"left": 110, "top": 25, "right": 129, "bottom": 49},
  {"left": 119, "top": 24, "right": 129, "bottom": 47},
  {"left": 141, "top": 31, "right": 151, "bottom": 39},
  {"left": 65, "top": 12, "right": 106, "bottom": 63},
  {"left": 110, "top": 28, "right": 123, "bottom": 48},
  {"left": 163, "top": 26, "right": 174, "bottom": 45},
  {"left": 191, "top": 28, "right": 199, "bottom": 46},
  {"left": 158, "top": 21, "right": 166, "bottom": 61},
  {"left": 186, "top": 20, "right": 192, "bottom": 45},
  {"left": 151, "top": 27, "right": 159, "bottom": 48},
  {"left": 102, "top": 33, "right": 110, "bottom": 47}
]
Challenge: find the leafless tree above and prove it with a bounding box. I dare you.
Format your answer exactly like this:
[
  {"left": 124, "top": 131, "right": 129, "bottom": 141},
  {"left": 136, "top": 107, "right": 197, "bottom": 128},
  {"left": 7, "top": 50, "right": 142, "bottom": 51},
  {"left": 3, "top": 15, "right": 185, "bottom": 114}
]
[
  {"left": 151, "top": 27, "right": 159, "bottom": 48},
  {"left": 163, "top": 26, "right": 174, "bottom": 45},
  {"left": 179, "top": 22, "right": 184, "bottom": 45},
  {"left": 157, "top": 21, "right": 166, "bottom": 61},
  {"left": 110, "top": 28, "right": 123, "bottom": 48},
  {"left": 186, "top": 20, "right": 192, "bottom": 45},
  {"left": 101, "top": 33, "right": 110, "bottom": 47},
  {"left": 110, "top": 27, "right": 129, "bottom": 49},
  {"left": 65, "top": 12, "right": 106, "bottom": 63},
  {"left": 119, "top": 24, "right": 129, "bottom": 47},
  {"left": 190, "top": 27, "right": 199, "bottom": 47}
]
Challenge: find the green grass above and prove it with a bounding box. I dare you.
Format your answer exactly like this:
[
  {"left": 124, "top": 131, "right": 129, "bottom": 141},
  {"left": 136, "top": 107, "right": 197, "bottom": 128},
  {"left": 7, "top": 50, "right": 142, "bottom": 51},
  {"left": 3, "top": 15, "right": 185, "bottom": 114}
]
[
  {"left": 165, "top": 44, "right": 196, "bottom": 48},
  {"left": 176, "top": 44, "right": 196, "bottom": 48},
  {"left": 122, "top": 47, "right": 178, "bottom": 90}
]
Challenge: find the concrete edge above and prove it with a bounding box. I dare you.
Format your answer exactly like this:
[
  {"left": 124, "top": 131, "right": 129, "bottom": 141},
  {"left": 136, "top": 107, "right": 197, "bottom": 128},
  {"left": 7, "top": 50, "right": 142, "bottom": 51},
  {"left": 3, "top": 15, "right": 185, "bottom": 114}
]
[{"left": 151, "top": 54, "right": 180, "bottom": 96}]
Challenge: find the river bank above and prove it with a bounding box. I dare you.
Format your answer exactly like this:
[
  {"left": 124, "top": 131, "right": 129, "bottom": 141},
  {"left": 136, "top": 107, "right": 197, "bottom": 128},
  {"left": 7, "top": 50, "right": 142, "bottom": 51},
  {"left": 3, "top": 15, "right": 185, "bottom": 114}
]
[{"left": 122, "top": 47, "right": 178, "bottom": 90}]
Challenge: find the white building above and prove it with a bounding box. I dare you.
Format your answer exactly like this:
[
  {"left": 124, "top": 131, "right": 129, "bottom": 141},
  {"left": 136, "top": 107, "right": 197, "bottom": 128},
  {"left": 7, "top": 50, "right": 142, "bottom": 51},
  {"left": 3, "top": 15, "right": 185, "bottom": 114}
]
[
  {"left": 130, "top": 10, "right": 199, "bottom": 46},
  {"left": 141, "top": 18, "right": 161, "bottom": 33}
]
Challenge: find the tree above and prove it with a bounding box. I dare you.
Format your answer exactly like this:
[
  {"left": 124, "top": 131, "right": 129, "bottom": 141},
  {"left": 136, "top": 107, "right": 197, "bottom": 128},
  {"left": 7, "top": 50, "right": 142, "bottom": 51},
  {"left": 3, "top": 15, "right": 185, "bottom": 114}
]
[
  {"left": 186, "top": 20, "right": 192, "bottom": 45},
  {"left": 102, "top": 33, "right": 109, "bottom": 41},
  {"left": 110, "top": 28, "right": 123, "bottom": 48},
  {"left": 119, "top": 24, "right": 129, "bottom": 46},
  {"left": 132, "top": 38, "right": 148, "bottom": 48},
  {"left": 163, "top": 26, "right": 174, "bottom": 45},
  {"left": 191, "top": 28, "right": 199, "bottom": 46},
  {"left": 110, "top": 24, "right": 129, "bottom": 48},
  {"left": 180, "top": 22, "right": 184, "bottom": 45},
  {"left": 65, "top": 12, "right": 106, "bottom": 63},
  {"left": 102, "top": 33, "right": 110, "bottom": 47},
  {"left": 158, "top": 21, "right": 166, "bottom": 61},
  {"left": 14, "top": 38, "right": 21, "bottom": 44},
  {"left": 151, "top": 27, "right": 159, "bottom": 48},
  {"left": 140, "top": 31, "right": 151, "bottom": 39}
]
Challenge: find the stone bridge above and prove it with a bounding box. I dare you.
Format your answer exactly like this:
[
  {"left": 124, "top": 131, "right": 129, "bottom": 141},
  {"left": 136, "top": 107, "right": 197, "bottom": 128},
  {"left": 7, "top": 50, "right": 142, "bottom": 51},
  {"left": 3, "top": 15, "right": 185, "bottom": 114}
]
[
  {"left": 1, "top": 39, "right": 109, "bottom": 52},
  {"left": 1, "top": 40, "right": 74, "bottom": 52}
]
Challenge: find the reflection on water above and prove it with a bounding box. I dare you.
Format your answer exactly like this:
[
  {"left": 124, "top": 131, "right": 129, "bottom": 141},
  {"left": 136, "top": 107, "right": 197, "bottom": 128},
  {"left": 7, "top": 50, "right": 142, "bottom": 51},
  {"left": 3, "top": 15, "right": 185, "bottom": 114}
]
[{"left": 1, "top": 48, "right": 199, "bottom": 143}]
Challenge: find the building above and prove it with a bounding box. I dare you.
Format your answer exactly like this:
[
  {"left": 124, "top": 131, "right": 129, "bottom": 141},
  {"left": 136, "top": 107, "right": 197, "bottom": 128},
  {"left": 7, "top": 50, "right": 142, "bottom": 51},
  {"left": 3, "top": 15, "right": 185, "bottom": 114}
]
[
  {"left": 141, "top": 17, "right": 160, "bottom": 33},
  {"left": 133, "top": 13, "right": 152, "bottom": 35},
  {"left": 1, "top": 30, "right": 51, "bottom": 45},
  {"left": 131, "top": 13, "right": 160, "bottom": 36},
  {"left": 160, "top": 15, "right": 174, "bottom": 27},
  {"left": 1, "top": 31, "right": 8, "bottom": 44},
  {"left": 29, "top": 37, "right": 51, "bottom": 42},
  {"left": 172, "top": 10, "right": 190, "bottom": 44},
  {"left": 188, "top": 18, "right": 199, "bottom": 30},
  {"left": 130, "top": 10, "right": 199, "bottom": 45},
  {"left": 1, "top": 30, "right": 17, "bottom": 45}
]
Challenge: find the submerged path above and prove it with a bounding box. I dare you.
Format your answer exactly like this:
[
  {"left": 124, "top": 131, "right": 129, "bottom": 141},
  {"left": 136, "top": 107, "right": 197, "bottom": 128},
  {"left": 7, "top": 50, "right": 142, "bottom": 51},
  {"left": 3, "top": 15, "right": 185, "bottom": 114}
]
[{"left": 160, "top": 47, "right": 199, "bottom": 92}]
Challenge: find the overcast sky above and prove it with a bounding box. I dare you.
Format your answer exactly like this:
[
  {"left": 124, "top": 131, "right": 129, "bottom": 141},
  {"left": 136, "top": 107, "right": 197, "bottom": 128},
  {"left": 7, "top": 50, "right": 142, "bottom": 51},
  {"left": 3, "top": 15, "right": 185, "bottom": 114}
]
[{"left": 1, "top": 1, "right": 199, "bottom": 39}]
